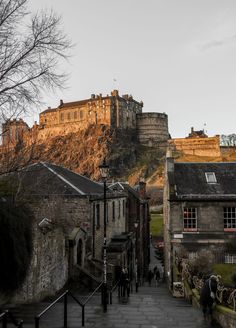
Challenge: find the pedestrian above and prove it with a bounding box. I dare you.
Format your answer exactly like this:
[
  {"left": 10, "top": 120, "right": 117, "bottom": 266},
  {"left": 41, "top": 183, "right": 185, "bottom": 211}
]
[
  {"left": 148, "top": 269, "right": 153, "bottom": 286},
  {"left": 200, "top": 275, "right": 218, "bottom": 324},
  {"left": 120, "top": 267, "right": 129, "bottom": 297},
  {"left": 153, "top": 265, "right": 157, "bottom": 275},
  {"left": 154, "top": 268, "right": 160, "bottom": 287}
]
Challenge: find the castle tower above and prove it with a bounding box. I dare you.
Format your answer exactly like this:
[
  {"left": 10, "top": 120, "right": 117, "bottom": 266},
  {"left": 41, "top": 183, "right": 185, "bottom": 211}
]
[
  {"left": 136, "top": 112, "right": 169, "bottom": 147},
  {"left": 2, "top": 119, "right": 29, "bottom": 147}
]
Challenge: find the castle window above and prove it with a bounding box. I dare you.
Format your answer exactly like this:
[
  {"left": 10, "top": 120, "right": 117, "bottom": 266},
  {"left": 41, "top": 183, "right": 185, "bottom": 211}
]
[
  {"left": 74, "top": 111, "right": 77, "bottom": 120},
  {"left": 67, "top": 113, "right": 70, "bottom": 120},
  {"left": 60, "top": 113, "right": 64, "bottom": 121},
  {"left": 205, "top": 172, "right": 217, "bottom": 183},
  {"left": 80, "top": 111, "right": 83, "bottom": 119}
]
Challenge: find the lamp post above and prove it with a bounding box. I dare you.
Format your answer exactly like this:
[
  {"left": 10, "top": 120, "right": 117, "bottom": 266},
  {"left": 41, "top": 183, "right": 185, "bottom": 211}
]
[
  {"left": 134, "top": 221, "right": 139, "bottom": 292},
  {"left": 99, "top": 159, "right": 109, "bottom": 313}
]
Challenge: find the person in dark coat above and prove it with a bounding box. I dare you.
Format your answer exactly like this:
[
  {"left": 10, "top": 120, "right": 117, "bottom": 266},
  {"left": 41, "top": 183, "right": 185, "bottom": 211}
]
[
  {"left": 200, "top": 275, "right": 218, "bottom": 322},
  {"left": 148, "top": 269, "right": 153, "bottom": 286}
]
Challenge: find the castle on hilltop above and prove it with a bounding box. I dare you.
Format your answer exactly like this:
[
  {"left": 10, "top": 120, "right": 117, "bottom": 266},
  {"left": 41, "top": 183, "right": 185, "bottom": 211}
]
[{"left": 1, "top": 90, "right": 169, "bottom": 148}]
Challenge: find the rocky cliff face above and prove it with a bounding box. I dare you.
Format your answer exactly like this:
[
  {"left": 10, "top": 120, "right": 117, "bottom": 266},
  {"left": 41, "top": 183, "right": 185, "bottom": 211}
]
[
  {"left": 29, "top": 124, "right": 165, "bottom": 184},
  {"left": 0, "top": 124, "right": 166, "bottom": 207}
]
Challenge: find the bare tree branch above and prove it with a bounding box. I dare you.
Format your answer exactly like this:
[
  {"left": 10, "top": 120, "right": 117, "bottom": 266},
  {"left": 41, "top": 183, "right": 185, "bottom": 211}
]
[{"left": 0, "top": 0, "right": 73, "bottom": 121}]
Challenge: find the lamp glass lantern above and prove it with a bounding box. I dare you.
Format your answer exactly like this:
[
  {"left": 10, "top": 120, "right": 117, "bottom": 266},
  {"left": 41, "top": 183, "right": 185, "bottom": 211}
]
[{"left": 99, "top": 159, "right": 109, "bottom": 179}]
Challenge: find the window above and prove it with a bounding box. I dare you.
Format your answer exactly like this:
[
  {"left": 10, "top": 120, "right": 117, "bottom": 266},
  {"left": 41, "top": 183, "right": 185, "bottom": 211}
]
[
  {"left": 60, "top": 113, "right": 64, "bottom": 121},
  {"left": 112, "top": 202, "right": 115, "bottom": 220},
  {"left": 74, "top": 111, "right": 77, "bottom": 119},
  {"left": 80, "top": 111, "right": 84, "bottom": 119},
  {"left": 123, "top": 199, "right": 125, "bottom": 217},
  {"left": 225, "top": 254, "right": 236, "bottom": 264},
  {"left": 118, "top": 201, "right": 121, "bottom": 219},
  {"left": 205, "top": 172, "right": 217, "bottom": 183},
  {"left": 67, "top": 112, "right": 70, "bottom": 120},
  {"left": 183, "top": 207, "right": 197, "bottom": 231},
  {"left": 224, "top": 207, "right": 236, "bottom": 231},
  {"left": 106, "top": 203, "right": 108, "bottom": 223},
  {"left": 96, "top": 204, "right": 100, "bottom": 228}
]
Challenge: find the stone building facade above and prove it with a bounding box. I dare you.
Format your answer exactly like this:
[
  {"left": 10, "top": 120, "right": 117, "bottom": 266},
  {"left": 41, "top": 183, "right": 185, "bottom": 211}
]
[
  {"left": 163, "top": 157, "right": 236, "bottom": 290},
  {"left": 169, "top": 127, "right": 221, "bottom": 157},
  {"left": 2, "top": 119, "right": 29, "bottom": 147},
  {"left": 1, "top": 162, "right": 128, "bottom": 304},
  {"left": 108, "top": 181, "right": 150, "bottom": 280}
]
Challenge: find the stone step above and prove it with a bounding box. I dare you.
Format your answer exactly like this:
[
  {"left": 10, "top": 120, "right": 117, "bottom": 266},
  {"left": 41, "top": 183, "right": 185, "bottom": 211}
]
[{"left": 4, "top": 284, "right": 221, "bottom": 328}]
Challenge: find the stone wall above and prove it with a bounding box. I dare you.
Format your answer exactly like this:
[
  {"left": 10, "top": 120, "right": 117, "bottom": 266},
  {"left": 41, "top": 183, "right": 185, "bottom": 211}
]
[
  {"left": 11, "top": 195, "right": 91, "bottom": 303},
  {"left": 10, "top": 194, "right": 127, "bottom": 304},
  {"left": 136, "top": 112, "right": 169, "bottom": 147},
  {"left": 169, "top": 136, "right": 221, "bottom": 157}
]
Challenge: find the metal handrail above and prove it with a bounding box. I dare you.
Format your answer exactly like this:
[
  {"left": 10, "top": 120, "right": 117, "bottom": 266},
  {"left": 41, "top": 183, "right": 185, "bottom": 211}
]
[
  {"left": 35, "top": 282, "right": 104, "bottom": 328},
  {"left": 109, "top": 279, "right": 121, "bottom": 304},
  {"left": 0, "top": 310, "right": 23, "bottom": 328}
]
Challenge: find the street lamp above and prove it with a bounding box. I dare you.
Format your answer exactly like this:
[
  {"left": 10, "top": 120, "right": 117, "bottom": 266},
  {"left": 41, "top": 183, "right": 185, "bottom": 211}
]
[
  {"left": 134, "top": 221, "right": 139, "bottom": 292},
  {"left": 99, "top": 159, "right": 109, "bottom": 313}
]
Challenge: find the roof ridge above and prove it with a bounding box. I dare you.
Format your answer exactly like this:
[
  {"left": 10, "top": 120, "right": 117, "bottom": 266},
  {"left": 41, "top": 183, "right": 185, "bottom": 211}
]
[{"left": 41, "top": 162, "right": 85, "bottom": 195}]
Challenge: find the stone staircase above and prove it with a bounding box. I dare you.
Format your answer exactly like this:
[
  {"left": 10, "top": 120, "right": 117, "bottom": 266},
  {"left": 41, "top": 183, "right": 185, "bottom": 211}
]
[{"left": 1, "top": 282, "right": 222, "bottom": 328}]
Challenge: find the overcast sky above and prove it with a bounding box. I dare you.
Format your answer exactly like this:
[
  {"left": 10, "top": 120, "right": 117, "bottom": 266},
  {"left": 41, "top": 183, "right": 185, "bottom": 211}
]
[{"left": 28, "top": 0, "right": 236, "bottom": 138}]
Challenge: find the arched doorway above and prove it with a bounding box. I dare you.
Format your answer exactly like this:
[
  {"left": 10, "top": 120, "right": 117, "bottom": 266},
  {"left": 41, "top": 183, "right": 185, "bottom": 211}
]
[{"left": 77, "top": 239, "right": 83, "bottom": 266}]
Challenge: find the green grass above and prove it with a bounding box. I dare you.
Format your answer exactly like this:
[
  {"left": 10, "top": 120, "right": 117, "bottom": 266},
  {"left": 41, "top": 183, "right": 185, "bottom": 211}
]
[
  {"left": 213, "top": 264, "right": 236, "bottom": 285},
  {"left": 150, "top": 213, "right": 163, "bottom": 237}
]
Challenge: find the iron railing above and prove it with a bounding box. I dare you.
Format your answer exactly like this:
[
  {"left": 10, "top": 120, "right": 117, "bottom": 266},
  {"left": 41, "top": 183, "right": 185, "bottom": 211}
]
[
  {"left": 35, "top": 281, "right": 104, "bottom": 328},
  {"left": 0, "top": 310, "right": 23, "bottom": 328}
]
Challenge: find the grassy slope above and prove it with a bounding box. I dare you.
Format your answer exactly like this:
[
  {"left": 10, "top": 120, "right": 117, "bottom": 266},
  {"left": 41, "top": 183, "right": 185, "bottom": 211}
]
[
  {"left": 150, "top": 213, "right": 163, "bottom": 238},
  {"left": 213, "top": 264, "right": 236, "bottom": 285}
]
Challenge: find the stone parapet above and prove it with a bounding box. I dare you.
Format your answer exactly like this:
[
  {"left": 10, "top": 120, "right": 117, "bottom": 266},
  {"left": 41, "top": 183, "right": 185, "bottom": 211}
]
[{"left": 169, "top": 136, "right": 221, "bottom": 157}]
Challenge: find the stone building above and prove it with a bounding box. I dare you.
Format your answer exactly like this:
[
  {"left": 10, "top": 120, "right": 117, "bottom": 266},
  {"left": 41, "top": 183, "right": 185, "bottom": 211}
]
[
  {"left": 169, "top": 127, "right": 221, "bottom": 157},
  {"left": 0, "top": 162, "right": 128, "bottom": 304},
  {"left": 163, "top": 156, "right": 236, "bottom": 290},
  {"left": 2, "top": 119, "right": 29, "bottom": 147},
  {"left": 39, "top": 90, "right": 143, "bottom": 132},
  {"left": 1, "top": 90, "right": 169, "bottom": 148},
  {"left": 136, "top": 112, "right": 169, "bottom": 148},
  {"left": 108, "top": 181, "right": 150, "bottom": 280}
]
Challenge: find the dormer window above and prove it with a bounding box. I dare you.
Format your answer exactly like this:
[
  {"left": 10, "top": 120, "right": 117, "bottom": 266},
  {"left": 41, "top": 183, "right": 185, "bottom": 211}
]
[{"left": 205, "top": 172, "right": 217, "bottom": 183}]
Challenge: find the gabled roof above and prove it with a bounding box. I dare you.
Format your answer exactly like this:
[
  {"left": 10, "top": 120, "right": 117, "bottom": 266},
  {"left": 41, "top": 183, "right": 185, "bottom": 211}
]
[
  {"left": 173, "top": 162, "right": 236, "bottom": 200},
  {"left": 13, "top": 162, "right": 104, "bottom": 196},
  {"left": 108, "top": 181, "right": 140, "bottom": 199}
]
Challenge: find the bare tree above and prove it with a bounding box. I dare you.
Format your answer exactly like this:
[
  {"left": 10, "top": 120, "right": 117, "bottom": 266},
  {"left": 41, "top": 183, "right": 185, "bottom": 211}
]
[{"left": 0, "top": 0, "right": 72, "bottom": 122}]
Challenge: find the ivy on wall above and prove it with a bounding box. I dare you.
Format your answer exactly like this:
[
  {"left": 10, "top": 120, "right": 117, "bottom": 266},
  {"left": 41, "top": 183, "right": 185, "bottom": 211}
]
[{"left": 0, "top": 202, "right": 33, "bottom": 294}]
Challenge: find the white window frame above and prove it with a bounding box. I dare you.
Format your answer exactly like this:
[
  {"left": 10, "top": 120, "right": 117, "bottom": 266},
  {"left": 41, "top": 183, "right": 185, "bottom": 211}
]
[
  {"left": 224, "top": 207, "right": 236, "bottom": 231},
  {"left": 183, "top": 207, "right": 197, "bottom": 232}
]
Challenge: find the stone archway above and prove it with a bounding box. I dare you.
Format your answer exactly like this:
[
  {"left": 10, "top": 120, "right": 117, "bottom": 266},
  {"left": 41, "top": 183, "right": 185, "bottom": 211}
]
[{"left": 77, "top": 239, "right": 83, "bottom": 266}]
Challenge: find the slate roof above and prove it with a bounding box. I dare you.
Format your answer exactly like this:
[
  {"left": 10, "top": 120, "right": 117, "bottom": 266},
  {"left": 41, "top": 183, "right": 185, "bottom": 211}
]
[
  {"left": 173, "top": 162, "right": 236, "bottom": 200},
  {"left": 15, "top": 162, "right": 104, "bottom": 196}
]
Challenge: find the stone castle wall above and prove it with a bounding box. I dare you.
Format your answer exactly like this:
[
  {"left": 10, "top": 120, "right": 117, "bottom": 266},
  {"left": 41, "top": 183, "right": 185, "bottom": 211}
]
[
  {"left": 136, "top": 112, "right": 169, "bottom": 147},
  {"left": 1, "top": 90, "right": 170, "bottom": 149},
  {"left": 169, "top": 135, "right": 221, "bottom": 157}
]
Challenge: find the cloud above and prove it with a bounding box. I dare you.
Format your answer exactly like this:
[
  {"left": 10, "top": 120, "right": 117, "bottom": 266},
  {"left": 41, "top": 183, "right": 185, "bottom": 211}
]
[{"left": 200, "top": 34, "right": 236, "bottom": 51}]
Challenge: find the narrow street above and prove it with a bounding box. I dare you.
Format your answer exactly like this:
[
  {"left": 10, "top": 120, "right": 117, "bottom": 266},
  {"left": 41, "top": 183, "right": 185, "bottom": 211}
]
[{"left": 6, "top": 243, "right": 221, "bottom": 328}]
